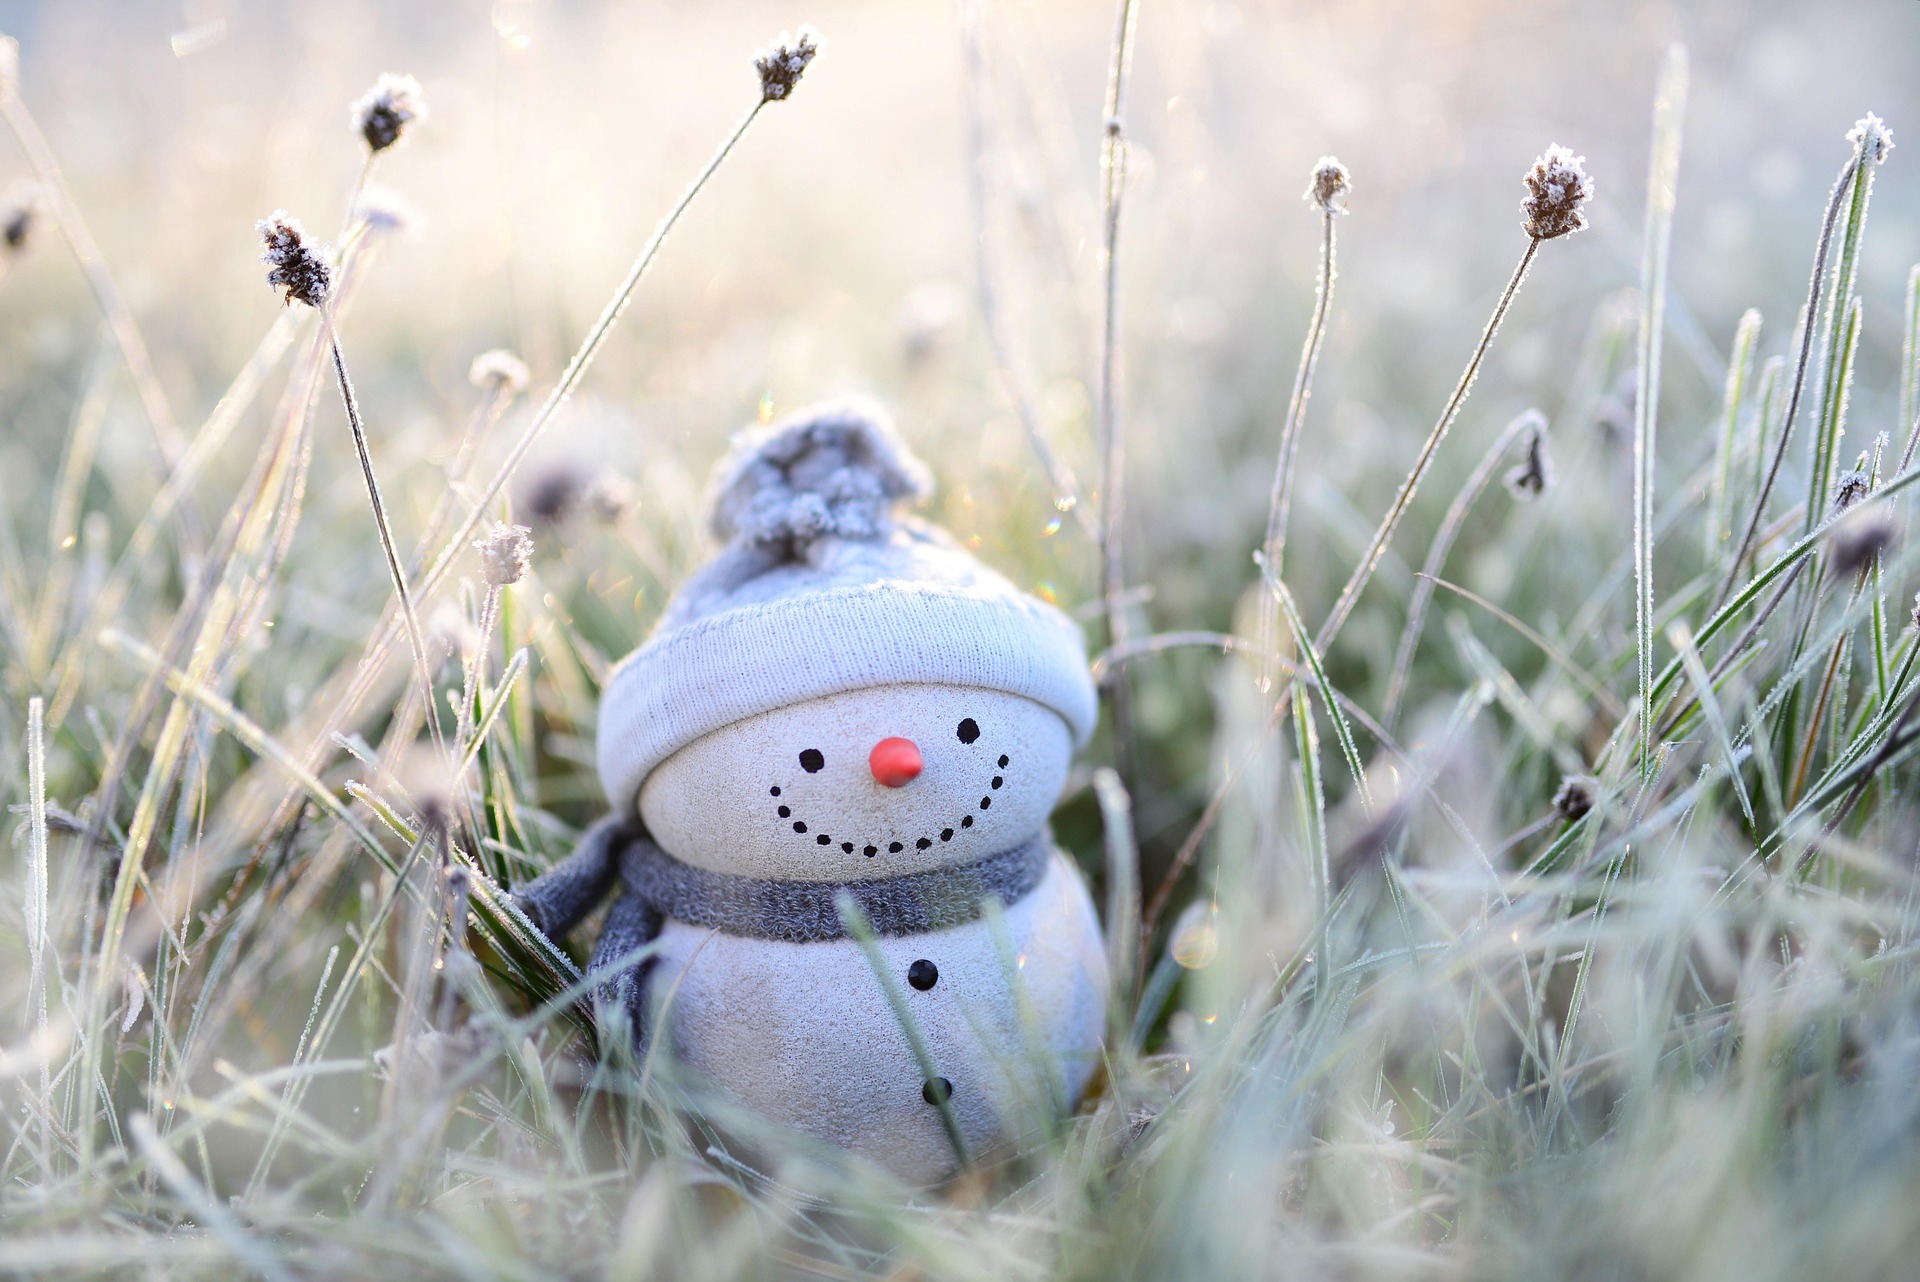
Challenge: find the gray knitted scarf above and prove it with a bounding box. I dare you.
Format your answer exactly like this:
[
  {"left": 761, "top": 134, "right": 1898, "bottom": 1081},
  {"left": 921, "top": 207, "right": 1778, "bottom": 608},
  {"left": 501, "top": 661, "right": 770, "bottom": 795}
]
[{"left": 617, "top": 829, "right": 1049, "bottom": 943}]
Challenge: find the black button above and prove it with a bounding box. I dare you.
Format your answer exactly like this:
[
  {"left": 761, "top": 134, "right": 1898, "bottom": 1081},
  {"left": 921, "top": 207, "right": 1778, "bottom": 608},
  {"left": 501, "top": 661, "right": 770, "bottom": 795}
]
[
  {"left": 908, "top": 959, "right": 938, "bottom": 990},
  {"left": 922, "top": 1077, "right": 953, "bottom": 1105}
]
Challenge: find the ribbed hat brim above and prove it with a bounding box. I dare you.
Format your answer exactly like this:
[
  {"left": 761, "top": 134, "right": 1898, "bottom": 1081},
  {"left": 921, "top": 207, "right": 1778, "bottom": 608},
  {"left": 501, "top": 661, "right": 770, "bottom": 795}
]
[{"left": 595, "top": 581, "right": 1098, "bottom": 816}]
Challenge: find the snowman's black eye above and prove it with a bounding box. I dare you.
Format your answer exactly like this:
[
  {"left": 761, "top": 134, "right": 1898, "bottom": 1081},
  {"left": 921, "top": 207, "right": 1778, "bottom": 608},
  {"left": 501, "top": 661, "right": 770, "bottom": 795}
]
[
  {"left": 799, "top": 748, "right": 825, "bottom": 773},
  {"left": 957, "top": 718, "right": 980, "bottom": 744}
]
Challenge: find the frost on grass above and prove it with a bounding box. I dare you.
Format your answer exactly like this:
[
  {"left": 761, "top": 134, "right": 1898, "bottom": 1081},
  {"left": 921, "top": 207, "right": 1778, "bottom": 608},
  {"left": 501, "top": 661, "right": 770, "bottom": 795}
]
[
  {"left": 1304, "top": 156, "right": 1352, "bottom": 214},
  {"left": 755, "top": 26, "right": 821, "bottom": 103},
  {"left": 1847, "top": 112, "right": 1895, "bottom": 166},
  {"left": 257, "top": 211, "right": 331, "bottom": 307},
  {"left": 1521, "top": 144, "right": 1594, "bottom": 240},
  {"left": 352, "top": 72, "right": 427, "bottom": 153}
]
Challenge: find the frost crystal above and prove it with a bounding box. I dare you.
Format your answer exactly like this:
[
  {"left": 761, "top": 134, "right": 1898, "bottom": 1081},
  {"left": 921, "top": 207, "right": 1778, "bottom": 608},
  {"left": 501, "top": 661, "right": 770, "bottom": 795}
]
[
  {"left": 1521, "top": 144, "right": 1594, "bottom": 241},
  {"left": 352, "top": 73, "right": 427, "bottom": 153},
  {"left": 476, "top": 522, "right": 535, "bottom": 587},
  {"left": 1846, "top": 113, "right": 1894, "bottom": 166},
  {"left": 755, "top": 26, "right": 821, "bottom": 102},
  {"left": 257, "top": 212, "right": 331, "bottom": 307},
  {"left": 1304, "top": 157, "right": 1351, "bottom": 214}
]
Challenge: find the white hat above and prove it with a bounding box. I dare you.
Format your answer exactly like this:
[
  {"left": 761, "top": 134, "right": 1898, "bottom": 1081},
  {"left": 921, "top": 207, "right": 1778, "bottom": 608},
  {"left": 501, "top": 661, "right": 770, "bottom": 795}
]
[{"left": 595, "top": 400, "right": 1099, "bottom": 817}]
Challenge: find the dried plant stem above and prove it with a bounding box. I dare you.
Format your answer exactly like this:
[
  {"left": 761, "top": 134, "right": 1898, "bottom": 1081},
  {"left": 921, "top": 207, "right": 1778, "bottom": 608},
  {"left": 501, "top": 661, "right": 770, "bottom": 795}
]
[
  {"left": 418, "top": 101, "right": 765, "bottom": 605},
  {"left": 1382, "top": 410, "right": 1539, "bottom": 728},
  {"left": 263, "top": 98, "right": 774, "bottom": 839},
  {"left": 1633, "top": 47, "right": 1687, "bottom": 773},
  {"left": 1715, "top": 152, "right": 1859, "bottom": 612},
  {"left": 1096, "top": 0, "right": 1142, "bottom": 785},
  {"left": 0, "top": 94, "right": 192, "bottom": 518},
  {"left": 323, "top": 314, "right": 445, "bottom": 759},
  {"left": 1314, "top": 237, "right": 1540, "bottom": 654},
  {"left": 1256, "top": 206, "right": 1339, "bottom": 692},
  {"left": 960, "top": 0, "right": 1087, "bottom": 528},
  {"left": 25, "top": 696, "right": 51, "bottom": 1173}
]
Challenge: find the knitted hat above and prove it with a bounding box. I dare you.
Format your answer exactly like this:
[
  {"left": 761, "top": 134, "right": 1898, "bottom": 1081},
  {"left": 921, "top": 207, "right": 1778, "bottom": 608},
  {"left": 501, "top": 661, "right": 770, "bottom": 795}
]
[{"left": 595, "top": 400, "right": 1099, "bottom": 817}]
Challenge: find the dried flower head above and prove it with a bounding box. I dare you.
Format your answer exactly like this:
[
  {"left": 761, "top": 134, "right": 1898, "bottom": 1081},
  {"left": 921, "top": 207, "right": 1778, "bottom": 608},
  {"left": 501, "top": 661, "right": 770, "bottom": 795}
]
[
  {"left": 1521, "top": 144, "right": 1594, "bottom": 240},
  {"left": 476, "top": 522, "right": 534, "bottom": 587},
  {"left": 257, "top": 211, "right": 331, "bottom": 307},
  {"left": 0, "top": 36, "right": 18, "bottom": 103},
  {"left": 1304, "top": 156, "right": 1351, "bottom": 214},
  {"left": 468, "top": 348, "right": 530, "bottom": 396},
  {"left": 2, "top": 183, "right": 40, "bottom": 253},
  {"left": 755, "top": 26, "right": 821, "bottom": 102},
  {"left": 1828, "top": 509, "right": 1896, "bottom": 579},
  {"left": 1834, "top": 468, "right": 1871, "bottom": 512},
  {"left": 1847, "top": 113, "right": 1895, "bottom": 166},
  {"left": 522, "top": 464, "right": 583, "bottom": 526},
  {"left": 1503, "top": 412, "right": 1554, "bottom": 500},
  {"left": 354, "top": 184, "right": 423, "bottom": 238},
  {"left": 352, "top": 73, "right": 427, "bottom": 153},
  {"left": 1553, "top": 775, "right": 1597, "bottom": 823}
]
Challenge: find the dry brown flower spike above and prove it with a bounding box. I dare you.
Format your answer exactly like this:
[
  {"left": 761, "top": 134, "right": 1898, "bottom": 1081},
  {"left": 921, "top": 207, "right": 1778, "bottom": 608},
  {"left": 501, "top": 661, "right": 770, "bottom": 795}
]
[
  {"left": 1553, "top": 775, "right": 1596, "bottom": 823},
  {"left": 352, "top": 73, "right": 427, "bottom": 153},
  {"left": 1521, "top": 145, "right": 1594, "bottom": 241},
  {"left": 257, "top": 212, "right": 331, "bottom": 307},
  {"left": 755, "top": 27, "right": 821, "bottom": 103}
]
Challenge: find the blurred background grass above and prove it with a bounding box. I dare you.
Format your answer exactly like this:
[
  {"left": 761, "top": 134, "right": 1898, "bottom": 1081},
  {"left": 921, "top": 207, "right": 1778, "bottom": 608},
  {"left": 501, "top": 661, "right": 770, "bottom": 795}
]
[{"left": 6, "top": 2, "right": 1920, "bottom": 1277}]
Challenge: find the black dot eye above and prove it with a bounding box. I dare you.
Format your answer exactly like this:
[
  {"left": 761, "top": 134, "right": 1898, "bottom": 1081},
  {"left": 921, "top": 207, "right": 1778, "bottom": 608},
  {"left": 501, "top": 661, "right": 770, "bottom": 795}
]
[
  {"left": 908, "top": 959, "right": 939, "bottom": 990},
  {"left": 957, "top": 718, "right": 980, "bottom": 744},
  {"left": 799, "top": 748, "right": 825, "bottom": 773},
  {"left": 922, "top": 1077, "right": 953, "bottom": 1105}
]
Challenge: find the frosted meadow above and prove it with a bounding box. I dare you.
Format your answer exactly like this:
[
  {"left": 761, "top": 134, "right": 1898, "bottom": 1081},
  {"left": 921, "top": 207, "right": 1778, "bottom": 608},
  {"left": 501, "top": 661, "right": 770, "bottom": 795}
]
[{"left": 4, "top": 2, "right": 1920, "bottom": 1279}]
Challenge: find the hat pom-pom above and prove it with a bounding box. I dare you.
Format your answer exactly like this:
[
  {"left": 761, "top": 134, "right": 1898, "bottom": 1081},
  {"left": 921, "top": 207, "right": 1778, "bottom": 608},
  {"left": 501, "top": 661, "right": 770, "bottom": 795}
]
[{"left": 708, "top": 399, "right": 932, "bottom": 547}]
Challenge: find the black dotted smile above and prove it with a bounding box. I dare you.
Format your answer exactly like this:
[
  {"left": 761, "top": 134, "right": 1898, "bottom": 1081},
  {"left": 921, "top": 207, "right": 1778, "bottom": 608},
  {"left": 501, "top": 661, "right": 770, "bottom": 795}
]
[{"left": 768, "top": 718, "right": 1011, "bottom": 857}]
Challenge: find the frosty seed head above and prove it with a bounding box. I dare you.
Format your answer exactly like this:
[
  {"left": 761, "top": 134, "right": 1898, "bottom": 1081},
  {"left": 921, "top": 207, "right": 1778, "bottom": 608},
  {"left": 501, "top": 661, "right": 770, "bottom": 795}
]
[
  {"left": 354, "top": 184, "right": 423, "bottom": 238},
  {"left": 257, "top": 212, "right": 331, "bottom": 308},
  {"left": 1553, "top": 775, "right": 1597, "bottom": 823},
  {"left": 1846, "top": 113, "right": 1894, "bottom": 166},
  {"left": 755, "top": 26, "right": 821, "bottom": 103},
  {"left": 468, "top": 349, "right": 530, "bottom": 396},
  {"left": 476, "top": 522, "right": 535, "bottom": 587},
  {"left": 1304, "top": 156, "right": 1352, "bottom": 214},
  {"left": 1521, "top": 144, "right": 1594, "bottom": 241},
  {"left": 1829, "top": 510, "right": 1896, "bottom": 579},
  {"left": 352, "top": 73, "right": 427, "bottom": 153},
  {"left": 1834, "top": 469, "right": 1871, "bottom": 512}
]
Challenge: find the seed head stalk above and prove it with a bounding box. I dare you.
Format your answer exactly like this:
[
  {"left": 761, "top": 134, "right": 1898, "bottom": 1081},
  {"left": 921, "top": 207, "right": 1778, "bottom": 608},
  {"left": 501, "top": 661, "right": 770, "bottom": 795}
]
[
  {"left": 260, "top": 33, "right": 812, "bottom": 841},
  {"left": 320, "top": 310, "right": 447, "bottom": 757},
  {"left": 1314, "top": 237, "right": 1539, "bottom": 654},
  {"left": 1097, "top": 0, "right": 1142, "bottom": 787},
  {"left": 1257, "top": 157, "right": 1348, "bottom": 694}
]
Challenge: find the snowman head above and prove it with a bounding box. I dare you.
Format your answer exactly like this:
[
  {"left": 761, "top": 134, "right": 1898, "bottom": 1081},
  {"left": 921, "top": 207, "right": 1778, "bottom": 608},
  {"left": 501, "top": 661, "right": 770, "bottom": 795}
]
[{"left": 597, "top": 401, "right": 1097, "bottom": 869}]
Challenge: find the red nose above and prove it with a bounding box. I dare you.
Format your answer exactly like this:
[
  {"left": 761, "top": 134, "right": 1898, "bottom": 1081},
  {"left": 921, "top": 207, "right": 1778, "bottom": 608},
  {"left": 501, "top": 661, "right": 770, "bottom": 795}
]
[{"left": 869, "top": 737, "right": 923, "bottom": 787}]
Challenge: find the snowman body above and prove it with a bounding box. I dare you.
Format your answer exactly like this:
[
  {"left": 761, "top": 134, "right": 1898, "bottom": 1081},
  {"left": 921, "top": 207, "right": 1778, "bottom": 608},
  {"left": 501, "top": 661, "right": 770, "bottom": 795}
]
[
  {"left": 514, "top": 401, "right": 1109, "bottom": 1183},
  {"left": 636, "top": 684, "right": 1107, "bottom": 1180}
]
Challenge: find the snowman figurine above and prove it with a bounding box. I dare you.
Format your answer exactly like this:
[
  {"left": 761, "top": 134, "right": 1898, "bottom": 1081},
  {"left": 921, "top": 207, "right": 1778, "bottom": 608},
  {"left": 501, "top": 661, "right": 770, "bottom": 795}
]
[{"left": 511, "top": 401, "right": 1108, "bottom": 1182}]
